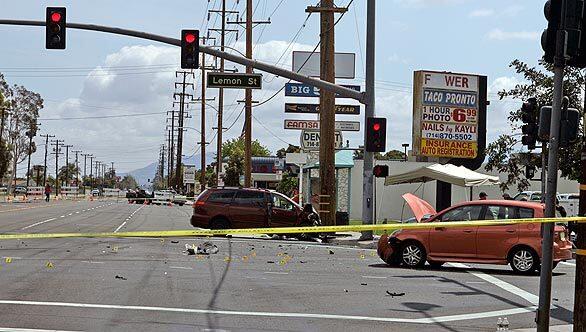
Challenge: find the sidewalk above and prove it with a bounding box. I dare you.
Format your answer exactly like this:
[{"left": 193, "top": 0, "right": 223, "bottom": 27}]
[{"left": 514, "top": 325, "right": 572, "bottom": 331}]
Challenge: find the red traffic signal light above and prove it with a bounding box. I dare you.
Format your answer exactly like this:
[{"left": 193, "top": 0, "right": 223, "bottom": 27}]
[
  {"left": 181, "top": 29, "right": 199, "bottom": 69},
  {"left": 51, "top": 12, "right": 62, "bottom": 22},
  {"left": 366, "top": 117, "right": 387, "bottom": 152},
  {"left": 46, "top": 7, "right": 66, "bottom": 49},
  {"left": 373, "top": 165, "right": 389, "bottom": 178}
]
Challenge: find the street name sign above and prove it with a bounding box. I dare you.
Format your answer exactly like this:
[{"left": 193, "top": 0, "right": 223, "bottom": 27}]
[
  {"left": 285, "top": 103, "right": 360, "bottom": 115},
  {"left": 284, "top": 83, "right": 361, "bottom": 98},
  {"left": 207, "top": 72, "right": 262, "bottom": 89},
  {"left": 284, "top": 119, "right": 360, "bottom": 132}
]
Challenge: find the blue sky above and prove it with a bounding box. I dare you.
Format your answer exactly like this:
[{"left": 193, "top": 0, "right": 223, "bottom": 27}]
[{"left": 0, "top": 0, "right": 545, "bottom": 173}]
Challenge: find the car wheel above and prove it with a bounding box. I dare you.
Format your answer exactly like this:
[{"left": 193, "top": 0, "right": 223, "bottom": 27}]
[
  {"left": 400, "top": 242, "right": 426, "bottom": 268},
  {"left": 510, "top": 247, "right": 539, "bottom": 274},
  {"left": 427, "top": 260, "right": 445, "bottom": 269},
  {"left": 178, "top": 203, "right": 184, "bottom": 206},
  {"left": 210, "top": 218, "right": 230, "bottom": 230}
]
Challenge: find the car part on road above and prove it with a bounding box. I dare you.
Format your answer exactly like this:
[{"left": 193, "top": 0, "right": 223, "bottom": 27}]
[
  {"left": 115, "top": 275, "right": 127, "bottom": 280},
  {"left": 401, "top": 241, "right": 426, "bottom": 268},
  {"left": 386, "top": 291, "right": 405, "bottom": 297}
]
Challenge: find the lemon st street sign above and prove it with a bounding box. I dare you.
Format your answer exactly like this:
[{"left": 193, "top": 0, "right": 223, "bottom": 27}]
[{"left": 207, "top": 72, "right": 263, "bottom": 89}]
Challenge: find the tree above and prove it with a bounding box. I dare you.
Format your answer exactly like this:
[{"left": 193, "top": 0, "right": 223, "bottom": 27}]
[
  {"left": 220, "top": 138, "right": 270, "bottom": 186},
  {"left": 353, "top": 149, "right": 406, "bottom": 160},
  {"left": 58, "top": 163, "right": 80, "bottom": 187},
  {"left": 27, "top": 165, "right": 45, "bottom": 186},
  {"left": 118, "top": 175, "right": 139, "bottom": 190},
  {"left": 485, "top": 59, "right": 585, "bottom": 191},
  {"left": 276, "top": 145, "right": 300, "bottom": 158},
  {"left": 0, "top": 141, "right": 11, "bottom": 182},
  {"left": 276, "top": 171, "right": 298, "bottom": 197}
]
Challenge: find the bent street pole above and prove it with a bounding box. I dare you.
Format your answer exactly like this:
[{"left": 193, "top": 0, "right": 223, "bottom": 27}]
[
  {"left": 0, "top": 19, "right": 363, "bottom": 103},
  {"left": 537, "top": 26, "right": 566, "bottom": 331},
  {"left": 360, "top": 0, "right": 376, "bottom": 240}
]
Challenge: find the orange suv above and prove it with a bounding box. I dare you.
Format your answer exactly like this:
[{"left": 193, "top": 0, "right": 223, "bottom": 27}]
[{"left": 377, "top": 196, "right": 573, "bottom": 274}]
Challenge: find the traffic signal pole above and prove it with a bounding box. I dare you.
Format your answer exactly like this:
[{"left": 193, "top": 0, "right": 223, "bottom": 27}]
[
  {"left": 537, "top": 20, "right": 566, "bottom": 332},
  {"left": 360, "top": 0, "right": 376, "bottom": 240}
]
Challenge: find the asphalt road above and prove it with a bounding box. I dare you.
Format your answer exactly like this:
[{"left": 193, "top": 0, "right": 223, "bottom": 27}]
[{"left": 0, "top": 198, "right": 578, "bottom": 331}]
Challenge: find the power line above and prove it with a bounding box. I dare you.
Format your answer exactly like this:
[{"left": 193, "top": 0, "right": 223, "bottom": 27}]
[{"left": 39, "top": 111, "right": 166, "bottom": 121}]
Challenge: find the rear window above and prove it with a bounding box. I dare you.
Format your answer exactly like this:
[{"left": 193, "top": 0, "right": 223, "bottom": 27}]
[
  {"left": 206, "top": 190, "right": 237, "bottom": 203},
  {"left": 234, "top": 190, "right": 266, "bottom": 206}
]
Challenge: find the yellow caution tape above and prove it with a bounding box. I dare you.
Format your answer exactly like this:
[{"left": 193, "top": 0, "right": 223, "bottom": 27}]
[
  {"left": 0, "top": 217, "right": 585, "bottom": 241},
  {"left": 577, "top": 249, "right": 586, "bottom": 256}
]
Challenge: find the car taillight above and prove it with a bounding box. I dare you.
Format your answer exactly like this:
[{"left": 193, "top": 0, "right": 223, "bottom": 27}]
[{"left": 195, "top": 200, "right": 205, "bottom": 206}]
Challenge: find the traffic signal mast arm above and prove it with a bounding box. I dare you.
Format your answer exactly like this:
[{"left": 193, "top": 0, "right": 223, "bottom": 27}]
[{"left": 0, "top": 19, "right": 364, "bottom": 103}]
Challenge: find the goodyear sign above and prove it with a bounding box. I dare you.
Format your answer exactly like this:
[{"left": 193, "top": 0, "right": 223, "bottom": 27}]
[{"left": 413, "top": 71, "right": 484, "bottom": 159}]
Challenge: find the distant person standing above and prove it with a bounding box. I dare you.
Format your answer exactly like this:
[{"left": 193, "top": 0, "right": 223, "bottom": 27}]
[
  {"left": 502, "top": 193, "right": 512, "bottom": 200},
  {"left": 479, "top": 192, "right": 488, "bottom": 200},
  {"left": 44, "top": 184, "right": 52, "bottom": 202}
]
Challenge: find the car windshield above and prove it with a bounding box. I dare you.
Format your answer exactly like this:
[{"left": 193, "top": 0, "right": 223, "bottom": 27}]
[{"left": 1, "top": 3, "right": 579, "bottom": 331}]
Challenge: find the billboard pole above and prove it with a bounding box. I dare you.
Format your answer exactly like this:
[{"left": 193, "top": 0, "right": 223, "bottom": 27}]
[{"left": 360, "top": 0, "right": 376, "bottom": 240}]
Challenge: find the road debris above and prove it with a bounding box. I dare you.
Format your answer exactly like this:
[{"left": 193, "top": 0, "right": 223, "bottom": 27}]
[
  {"left": 361, "top": 283, "right": 367, "bottom": 286},
  {"left": 329, "top": 250, "right": 334, "bottom": 255},
  {"left": 386, "top": 291, "right": 405, "bottom": 297},
  {"left": 267, "top": 261, "right": 275, "bottom": 264},
  {"left": 115, "top": 275, "right": 127, "bottom": 280},
  {"left": 171, "top": 240, "right": 179, "bottom": 244}
]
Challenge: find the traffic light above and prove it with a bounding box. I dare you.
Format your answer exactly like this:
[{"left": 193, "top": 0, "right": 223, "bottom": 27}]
[
  {"left": 525, "top": 165, "right": 536, "bottom": 179},
  {"left": 373, "top": 165, "right": 389, "bottom": 178},
  {"left": 181, "top": 30, "right": 199, "bottom": 69},
  {"left": 567, "top": 0, "right": 586, "bottom": 67},
  {"left": 542, "top": 0, "right": 562, "bottom": 63},
  {"left": 365, "top": 117, "right": 386, "bottom": 152},
  {"left": 46, "top": 7, "right": 66, "bottom": 49},
  {"left": 538, "top": 104, "right": 580, "bottom": 147},
  {"left": 520, "top": 98, "right": 538, "bottom": 150}
]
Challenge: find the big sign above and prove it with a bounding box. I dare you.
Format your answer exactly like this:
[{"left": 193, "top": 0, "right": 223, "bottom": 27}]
[{"left": 412, "top": 71, "right": 485, "bottom": 159}]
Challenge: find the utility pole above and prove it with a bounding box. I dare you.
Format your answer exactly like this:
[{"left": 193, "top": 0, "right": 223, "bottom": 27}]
[
  {"left": 209, "top": 0, "right": 239, "bottom": 185},
  {"left": 360, "top": 0, "right": 376, "bottom": 240},
  {"left": 577, "top": 104, "right": 586, "bottom": 330},
  {"left": 63, "top": 144, "right": 72, "bottom": 187},
  {"left": 50, "top": 139, "right": 64, "bottom": 193},
  {"left": 0, "top": 106, "right": 8, "bottom": 148},
  {"left": 82, "top": 153, "right": 91, "bottom": 193},
  {"left": 167, "top": 128, "right": 172, "bottom": 187},
  {"left": 41, "top": 134, "right": 54, "bottom": 187},
  {"left": 196, "top": 41, "right": 217, "bottom": 191},
  {"left": 306, "top": 1, "right": 346, "bottom": 226},
  {"left": 89, "top": 156, "right": 95, "bottom": 190},
  {"left": 227, "top": 0, "right": 270, "bottom": 188},
  {"left": 174, "top": 71, "right": 195, "bottom": 191},
  {"left": 25, "top": 131, "right": 34, "bottom": 187},
  {"left": 73, "top": 150, "right": 81, "bottom": 187},
  {"left": 537, "top": 2, "right": 567, "bottom": 329}
]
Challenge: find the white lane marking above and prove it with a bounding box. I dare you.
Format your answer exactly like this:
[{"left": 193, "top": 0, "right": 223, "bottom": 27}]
[
  {"left": 0, "top": 327, "right": 81, "bottom": 332},
  {"left": 68, "top": 213, "right": 73, "bottom": 216},
  {"left": 561, "top": 261, "right": 576, "bottom": 266},
  {"left": 60, "top": 215, "right": 65, "bottom": 218},
  {"left": 361, "top": 275, "right": 387, "bottom": 279},
  {"left": 2, "top": 256, "right": 22, "bottom": 259},
  {"left": 264, "top": 271, "right": 288, "bottom": 275},
  {"left": 75, "top": 211, "right": 80, "bottom": 214},
  {"left": 114, "top": 221, "right": 127, "bottom": 233},
  {"left": 448, "top": 263, "right": 539, "bottom": 305},
  {"left": 21, "top": 218, "right": 56, "bottom": 230},
  {"left": 0, "top": 300, "right": 537, "bottom": 324},
  {"left": 170, "top": 266, "right": 193, "bottom": 270},
  {"left": 81, "top": 261, "right": 104, "bottom": 264}
]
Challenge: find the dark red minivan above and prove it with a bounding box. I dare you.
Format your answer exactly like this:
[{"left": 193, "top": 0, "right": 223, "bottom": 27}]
[{"left": 191, "top": 187, "right": 319, "bottom": 230}]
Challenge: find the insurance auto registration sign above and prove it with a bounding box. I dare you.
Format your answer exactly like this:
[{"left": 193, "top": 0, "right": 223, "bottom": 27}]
[{"left": 412, "top": 70, "right": 483, "bottom": 159}]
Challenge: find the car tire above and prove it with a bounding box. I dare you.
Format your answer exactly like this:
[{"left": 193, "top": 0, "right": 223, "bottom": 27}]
[
  {"left": 509, "top": 247, "right": 540, "bottom": 274},
  {"left": 210, "top": 218, "right": 230, "bottom": 230},
  {"left": 400, "top": 242, "right": 426, "bottom": 268},
  {"left": 178, "top": 203, "right": 184, "bottom": 206},
  {"left": 427, "top": 260, "right": 445, "bottom": 269}
]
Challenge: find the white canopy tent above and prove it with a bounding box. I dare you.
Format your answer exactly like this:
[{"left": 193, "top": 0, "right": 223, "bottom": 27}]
[{"left": 384, "top": 163, "right": 500, "bottom": 200}]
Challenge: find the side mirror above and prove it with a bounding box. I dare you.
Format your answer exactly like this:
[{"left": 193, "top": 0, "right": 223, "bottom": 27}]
[{"left": 303, "top": 203, "right": 313, "bottom": 213}]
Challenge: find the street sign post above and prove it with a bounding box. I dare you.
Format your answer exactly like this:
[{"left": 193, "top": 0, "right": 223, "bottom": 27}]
[
  {"left": 285, "top": 103, "right": 360, "bottom": 115},
  {"left": 207, "top": 72, "right": 262, "bottom": 89},
  {"left": 284, "top": 83, "right": 361, "bottom": 97},
  {"left": 284, "top": 119, "right": 360, "bottom": 131},
  {"left": 300, "top": 130, "right": 343, "bottom": 150}
]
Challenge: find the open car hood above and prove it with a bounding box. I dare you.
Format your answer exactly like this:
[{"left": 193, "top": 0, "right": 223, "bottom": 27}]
[{"left": 402, "top": 193, "right": 437, "bottom": 222}]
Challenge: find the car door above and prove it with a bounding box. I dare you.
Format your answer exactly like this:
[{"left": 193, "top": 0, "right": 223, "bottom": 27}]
[
  {"left": 476, "top": 205, "right": 520, "bottom": 260},
  {"left": 228, "top": 190, "right": 268, "bottom": 228},
  {"left": 429, "top": 205, "right": 483, "bottom": 258},
  {"left": 269, "top": 193, "right": 299, "bottom": 227}
]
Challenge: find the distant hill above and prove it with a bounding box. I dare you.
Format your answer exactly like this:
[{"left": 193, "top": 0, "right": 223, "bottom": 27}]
[{"left": 122, "top": 153, "right": 215, "bottom": 186}]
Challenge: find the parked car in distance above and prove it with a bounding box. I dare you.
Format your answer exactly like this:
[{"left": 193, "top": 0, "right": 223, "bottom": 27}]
[
  {"left": 190, "top": 187, "right": 320, "bottom": 231},
  {"left": 91, "top": 189, "right": 101, "bottom": 197},
  {"left": 378, "top": 196, "right": 572, "bottom": 274},
  {"left": 152, "top": 189, "right": 187, "bottom": 206},
  {"left": 14, "top": 186, "right": 27, "bottom": 195}
]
